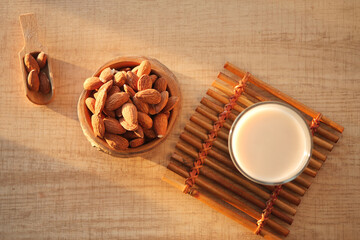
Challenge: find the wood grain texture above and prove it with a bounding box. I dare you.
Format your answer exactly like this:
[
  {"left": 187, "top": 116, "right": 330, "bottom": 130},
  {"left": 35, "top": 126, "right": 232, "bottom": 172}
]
[{"left": 0, "top": 0, "right": 359, "bottom": 239}]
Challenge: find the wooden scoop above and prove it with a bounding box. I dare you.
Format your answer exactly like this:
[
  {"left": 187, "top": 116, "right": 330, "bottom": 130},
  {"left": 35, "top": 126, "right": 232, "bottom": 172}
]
[{"left": 18, "top": 13, "right": 54, "bottom": 105}]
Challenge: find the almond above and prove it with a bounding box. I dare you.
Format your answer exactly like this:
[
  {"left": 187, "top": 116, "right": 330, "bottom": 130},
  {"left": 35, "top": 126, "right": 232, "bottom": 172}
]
[
  {"left": 131, "top": 65, "right": 139, "bottom": 74},
  {"left": 98, "top": 80, "right": 113, "bottom": 92},
  {"left": 137, "top": 60, "right": 151, "bottom": 77},
  {"left": 153, "top": 113, "right": 168, "bottom": 138},
  {"left": 27, "top": 69, "right": 39, "bottom": 91},
  {"left": 108, "top": 85, "right": 120, "bottom": 97},
  {"left": 119, "top": 118, "right": 138, "bottom": 131},
  {"left": 143, "top": 128, "right": 157, "bottom": 139},
  {"left": 115, "top": 108, "right": 122, "bottom": 118},
  {"left": 163, "top": 111, "right": 170, "bottom": 119},
  {"left": 39, "top": 72, "right": 51, "bottom": 94},
  {"left": 135, "top": 89, "right": 161, "bottom": 104},
  {"left": 104, "top": 133, "right": 129, "bottom": 150},
  {"left": 94, "top": 90, "right": 107, "bottom": 115},
  {"left": 137, "top": 74, "right": 152, "bottom": 91},
  {"left": 132, "top": 96, "right": 149, "bottom": 114},
  {"left": 85, "top": 97, "right": 96, "bottom": 114},
  {"left": 155, "top": 91, "right": 169, "bottom": 114},
  {"left": 126, "top": 71, "right": 139, "bottom": 91},
  {"left": 121, "top": 103, "right": 138, "bottom": 125},
  {"left": 84, "top": 77, "right": 103, "bottom": 90},
  {"left": 153, "top": 77, "right": 168, "bottom": 92},
  {"left": 103, "top": 117, "right": 126, "bottom": 134},
  {"left": 99, "top": 67, "right": 114, "bottom": 83},
  {"left": 138, "top": 112, "right": 153, "bottom": 129},
  {"left": 148, "top": 104, "right": 156, "bottom": 115},
  {"left": 130, "top": 138, "right": 145, "bottom": 148},
  {"left": 149, "top": 74, "right": 158, "bottom": 84},
  {"left": 122, "top": 131, "right": 139, "bottom": 139},
  {"left": 36, "top": 52, "right": 47, "bottom": 69},
  {"left": 162, "top": 96, "right": 179, "bottom": 112},
  {"left": 134, "top": 125, "right": 144, "bottom": 138},
  {"left": 103, "top": 108, "right": 116, "bottom": 118},
  {"left": 123, "top": 84, "right": 136, "bottom": 97},
  {"left": 99, "top": 112, "right": 106, "bottom": 119},
  {"left": 91, "top": 114, "right": 105, "bottom": 138},
  {"left": 119, "top": 67, "right": 131, "bottom": 72},
  {"left": 24, "top": 53, "right": 40, "bottom": 73},
  {"left": 114, "top": 71, "right": 127, "bottom": 87},
  {"left": 105, "top": 92, "right": 129, "bottom": 111}
]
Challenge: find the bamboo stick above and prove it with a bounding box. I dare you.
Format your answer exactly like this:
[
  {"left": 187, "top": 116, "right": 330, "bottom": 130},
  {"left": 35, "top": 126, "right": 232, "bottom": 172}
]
[
  {"left": 171, "top": 153, "right": 295, "bottom": 221},
  {"left": 162, "top": 168, "right": 188, "bottom": 192},
  {"left": 218, "top": 72, "right": 268, "bottom": 102},
  {"left": 180, "top": 132, "right": 232, "bottom": 166},
  {"left": 223, "top": 62, "right": 344, "bottom": 133},
  {"left": 167, "top": 161, "right": 290, "bottom": 236},
  {"left": 211, "top": 81, "right": 254, "bottom": 107},
  {"left": 201, "top": 97, "right": 238, "bottom": 120},
  {"left": 176, "top": 141, "right": 235, "bottom": 169},
  {"left": 185, "top": 123, "right": 229, "bottom": 153},
  {"left": 305, "top": 119, "right": 339, "bottom": 143},
  {"left": 212, "top": 81, "right": 254, "bottom": 108},
  {"left": 190, "top": 115, "right": 229, "bottom": 141},
  {"left": 266, "top": 186, "right": 301, "bottom": 205},
  {"left": 206, "top": 89, "right": 245, "bottom": 115},
  {"left": 313, "top": 136, "right": 334, "bottom": 151},
  {"left": 218, "top": 71, "right": 340, "bottom": 143},
  {"left": 204, "top": 93, "right": 244, "bottom": 114},
  {"left": 294, "top": 176, "right": 311, "bottom": 188},
  {"left": 196, "top": 105, "right": 232, "bottom": 130},
  {"left": 309, "top": 157, "right": 322, "bottom": 170},
  {"left": 312, "top": 149, "right": 327, "bottom": 162},
  {"left": 173, "top": 148, "right": 301, "bottom": 205},
  {"left": 303, "top": 167, "right": 317, "bottom": 177},
  {"left": 162, "top": 171, "right": 282, "bottom": 240}
]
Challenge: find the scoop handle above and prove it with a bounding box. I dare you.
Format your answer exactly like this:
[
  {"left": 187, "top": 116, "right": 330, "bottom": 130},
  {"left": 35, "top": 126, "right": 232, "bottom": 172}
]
[{"left": 19, "top": 13, "right": 42, "bottom": 51}]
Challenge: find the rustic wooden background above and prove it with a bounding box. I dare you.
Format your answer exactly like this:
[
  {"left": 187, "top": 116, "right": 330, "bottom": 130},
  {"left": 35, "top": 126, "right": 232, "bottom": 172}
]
[{"left": 0, "top": 0, "right": 359, "bottom": 239}]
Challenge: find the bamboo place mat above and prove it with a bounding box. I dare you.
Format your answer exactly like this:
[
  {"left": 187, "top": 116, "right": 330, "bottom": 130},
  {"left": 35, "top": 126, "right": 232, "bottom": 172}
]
[{"left": 162, "top": 62, "right": 344, "bottom": 240}]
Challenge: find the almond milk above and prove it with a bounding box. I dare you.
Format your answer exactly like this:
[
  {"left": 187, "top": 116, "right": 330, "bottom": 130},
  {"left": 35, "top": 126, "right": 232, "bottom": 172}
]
[{"left": 229, "top": 102, "right": 312, "bottom": 185}]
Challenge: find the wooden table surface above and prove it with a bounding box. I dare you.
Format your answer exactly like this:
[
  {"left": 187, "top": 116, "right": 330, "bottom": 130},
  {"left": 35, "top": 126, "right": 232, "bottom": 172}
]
[{"left": 1, "top": 1, "right": 359, "bottom": 239}]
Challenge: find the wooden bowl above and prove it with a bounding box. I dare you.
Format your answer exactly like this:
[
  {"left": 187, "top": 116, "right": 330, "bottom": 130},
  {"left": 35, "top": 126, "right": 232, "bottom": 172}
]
[{"left": 77, "top": 56, "right": 181, "bottom": 157}]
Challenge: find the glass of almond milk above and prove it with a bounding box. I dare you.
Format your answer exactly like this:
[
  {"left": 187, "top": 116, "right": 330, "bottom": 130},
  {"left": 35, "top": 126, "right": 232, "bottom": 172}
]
[{"left": 229, "top": 102, "right": 313, "bottom": 185}]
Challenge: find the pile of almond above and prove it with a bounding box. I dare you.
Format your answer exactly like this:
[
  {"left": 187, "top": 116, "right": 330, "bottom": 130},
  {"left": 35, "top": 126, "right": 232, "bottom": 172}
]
[
  {"left": 24, "top": 52, "right": 51, "bottom": 94},
  {"left": 83, "top": 60, "right": 179, "bottom": 150}
]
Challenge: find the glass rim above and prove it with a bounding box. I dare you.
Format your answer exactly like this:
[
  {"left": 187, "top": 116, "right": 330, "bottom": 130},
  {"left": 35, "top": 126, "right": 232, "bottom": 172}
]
[{"left": 228, "top": 101, "right": 313, "bottom": 186}]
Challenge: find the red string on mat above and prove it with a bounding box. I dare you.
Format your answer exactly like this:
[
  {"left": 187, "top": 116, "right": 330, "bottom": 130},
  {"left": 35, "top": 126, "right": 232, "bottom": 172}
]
[
  {"left": 183, "top": 72, "right": 250, "bottom": 194},
  {"left": 310, "top": 113, "right": 323, "bottom": 135},
  {"left": 254, "top": 185, "right": 282, "bottom": 234},
  {"left": 255, "top": 113, "right": 324, "bottom": 234}
]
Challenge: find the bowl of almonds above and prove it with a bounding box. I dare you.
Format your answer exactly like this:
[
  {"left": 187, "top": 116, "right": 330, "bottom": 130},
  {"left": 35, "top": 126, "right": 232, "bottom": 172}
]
[{"left": 77, "top": 56, "right": 180, "bottom": 156}]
